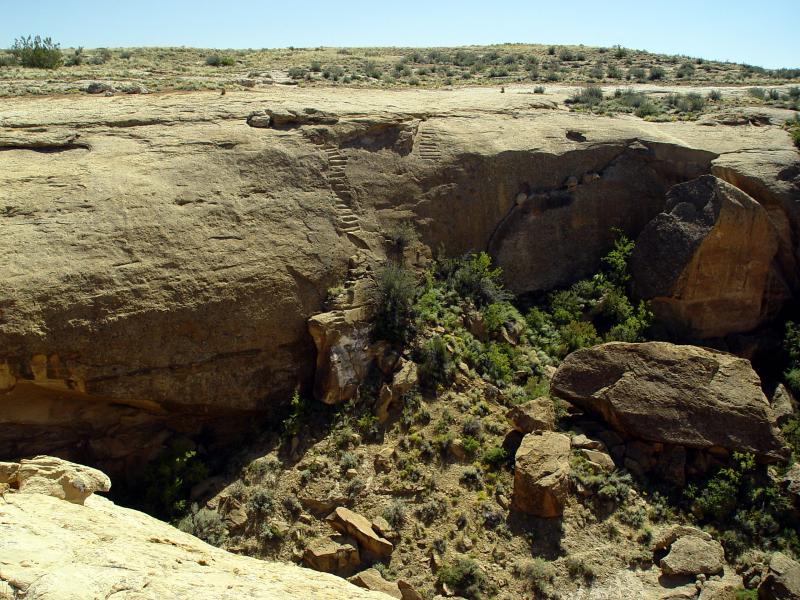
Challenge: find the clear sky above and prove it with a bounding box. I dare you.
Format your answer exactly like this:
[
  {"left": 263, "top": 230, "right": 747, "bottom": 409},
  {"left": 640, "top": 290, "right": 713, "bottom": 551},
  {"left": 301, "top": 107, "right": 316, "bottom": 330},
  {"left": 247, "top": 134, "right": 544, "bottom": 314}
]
[{"left": 2, "top": 0, "right": 797, "bottom": 69}]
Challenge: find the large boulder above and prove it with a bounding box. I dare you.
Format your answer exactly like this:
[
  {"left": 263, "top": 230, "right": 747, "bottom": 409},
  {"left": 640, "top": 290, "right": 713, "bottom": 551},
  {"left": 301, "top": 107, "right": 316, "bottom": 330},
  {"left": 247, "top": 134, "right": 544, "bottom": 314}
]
[
  {"left": 551, "top": 342, "right": 786, "bottom": 459},
  {"left": 1, "top": 456, "right": 110, "bottom": 505},
  {"left": 631, "top": 175, "right": 788, "bottom": 338},
  {"left": 303, "top": 537, "right": 361, "bottom": 576},
  {"left": 659, "top": 535, "right": 725, "bottom": 577},
  {"left": 758, "top": 552, "right": 800, "bottom": 599},
  {"left": 511, "top": 431, "right": 571, "bottom": 518}
]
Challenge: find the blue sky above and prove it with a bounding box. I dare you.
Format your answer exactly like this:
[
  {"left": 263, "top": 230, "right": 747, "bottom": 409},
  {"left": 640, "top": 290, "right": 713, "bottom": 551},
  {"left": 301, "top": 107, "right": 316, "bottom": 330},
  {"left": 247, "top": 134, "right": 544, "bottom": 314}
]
[{"left": 2, "top": 0, "right": 797, "bottom": 69}]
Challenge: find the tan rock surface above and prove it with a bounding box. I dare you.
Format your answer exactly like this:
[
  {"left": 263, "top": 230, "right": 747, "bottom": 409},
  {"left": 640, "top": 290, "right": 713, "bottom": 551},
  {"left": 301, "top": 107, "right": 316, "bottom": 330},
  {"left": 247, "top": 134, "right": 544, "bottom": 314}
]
[
  {"left": 1, "top": 87, "right": 797, "bottom": 464},
  {"left": 0, "top": 480, "right": 389, "bottom": 599},
  {"left": 511, "top": 431, "right": 571, "bottom": 517},
  {"left": 326, "top": 506, "right": 394, "bottom": 559},
  {"left": 551, "top": 342, "right": 786, "bottom": 458},
  {"left": 632, "top": 175, "right": 787, "bottom": 338}
]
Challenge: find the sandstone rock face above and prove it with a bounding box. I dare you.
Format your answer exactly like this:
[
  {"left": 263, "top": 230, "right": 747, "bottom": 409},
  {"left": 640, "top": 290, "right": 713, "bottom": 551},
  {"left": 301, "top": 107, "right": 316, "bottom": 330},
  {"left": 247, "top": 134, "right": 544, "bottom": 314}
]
[
  {"left": 632, "top": 175, "right": 788, "bottom": 338},
  {"left": 11, "top": 455, "right": 111, "bottom": 505},
  {"left": 0, "top": 459, "right": 388, "bottom": 600},
  {"left": 506, "top": 396, "right": 555, "bottom": 433},
  {"left": 1, "top": 88, "right": 797, "bottom": 466},
  {"left": 308, "top": 308, "right": 374, "bottom": 404},
  {"left": 512, "top": 431, "right": 571, "bottom": 518},
  {"left": 758, "top": 552, "right": 800, "bottom": 599},
  {"left": 551, "top": 342, "right": 785, "bottom": 459}
]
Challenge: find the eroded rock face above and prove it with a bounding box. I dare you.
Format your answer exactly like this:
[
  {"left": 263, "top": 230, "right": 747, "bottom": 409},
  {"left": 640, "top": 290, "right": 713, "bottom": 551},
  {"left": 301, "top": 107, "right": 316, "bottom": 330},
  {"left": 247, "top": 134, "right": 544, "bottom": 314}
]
[
  {"left": 758, "top": 552, "right": 800, "bottom": 600},
  {"left": 11, "top": 455, "right": 110, "bottom": 505},
  {"left": 1, "top": 88, "right": 798, "bottom": 468},
  {"left": 512, "top": 431, "right": 571, "bottom": 518},
  {"left": 631, "top": 175, "right": 788, "bottom": 338},
  {"left": 551, "top": 342, "right": 785, "bottom": 459},
  {"left": 0, "top": 458, "right": 387, "bottom": 600}
]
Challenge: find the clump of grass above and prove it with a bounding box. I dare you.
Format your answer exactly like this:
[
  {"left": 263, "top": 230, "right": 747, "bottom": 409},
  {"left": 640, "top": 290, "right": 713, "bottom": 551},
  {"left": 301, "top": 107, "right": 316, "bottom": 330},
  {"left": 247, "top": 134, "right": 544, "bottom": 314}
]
[{"left": 570, "top": 85, "right": 604, "bottom": 106}]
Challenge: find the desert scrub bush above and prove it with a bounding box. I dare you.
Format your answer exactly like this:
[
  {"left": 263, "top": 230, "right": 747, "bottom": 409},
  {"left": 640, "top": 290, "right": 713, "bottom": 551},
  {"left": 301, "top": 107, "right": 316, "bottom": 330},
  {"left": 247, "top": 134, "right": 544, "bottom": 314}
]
[
  {"left": 247, "top": 486, "right": 275, "bottom": 515},
  {"left": 683, "top": 451, "right": 798, "bottom": 557},
  {"left": 287, "top": 66, "right": 307, "bottom": 79},
  {"left": 339, "top": 451, "right": 359, "bottom": 471},
  {"left": 788, "top": 118, "right": 800, "bottom": 150},
  {"left": 676, "top": 62, "right": 696, "bottom": 78},
  {"left": 205, "top": 54, "right": 235, "bottom": 67},
  {"left": 383, "top": 500, "right": 407, "bottom": 528},
  {"left": 516, "top": 557, "right": 555, "bottom": 594},
  {"left": 178, "top": 503, "right": 228, "bottom": 546},
  {"left": 783, "top": 321, "right": 800, "bottom": 395},
  {"left": 708, "top": 89, "right": 723, "bottom": 101},
  {"left": 570, "top": 85, "right": 604, "bottom": 107},
  {"left": 438, "top": 557, "right": 493, "bottom": 599},
  {"left": 481, "top": 445, "right": 507, "bottom": 470},
  {"left": 460, "top": 466, "right": 484, "bottom": 490},
  {"left": 437, "top": 252, "right": 510, "bottom": 307},
  {"left": 533, "top": 85, "right": 545, "bottom": 93},
  {"left": 372, "top": 263, "right": 416, "bottom": 345},
  {"left": 11, "top": 35, "right": 63, "bottom": 69},
  {"left": 666, "top": 92, "right": 706, "bottom": 113},
  {"left": 648, "top": 66, "right": 666, "bottom": 80},
  {"left": 416, "top": 335, "right": 453, "bottom": 390},
  {"left": 570, "top": 454, "right": 632, "bottom": 504},
  {"left": 384, "top": 221, "right": 419, "bottom": 253},
  {"left": 565, "top": 555, "right": 597, "bottom": 580},
  {"left": 282, "top": 389, "right": 310, "bottom": 439},
  {"left": 748, "top": 87, "right": 766, "bottom": 100}
]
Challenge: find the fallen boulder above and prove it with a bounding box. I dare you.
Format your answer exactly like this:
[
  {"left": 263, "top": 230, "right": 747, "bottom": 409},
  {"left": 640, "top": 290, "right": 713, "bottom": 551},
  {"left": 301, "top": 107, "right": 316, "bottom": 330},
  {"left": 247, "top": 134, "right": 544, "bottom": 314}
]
[
  {"left": 326, "top": 507, "right": 394, "bottom": 559},
  {"left": 511, "top": 431, "right": 571, "bottom": 518},
  {"left": 758, "top": 552, "right": 800, "bottom": 599},
  {"left": 506, "top": 396, "right": 555, "bottom": 433},
  {"left": 551, "top": 342, "right": 786, "bottom": 459},
  {"left": 631, "top": 175, "right": 787, "bottom": 338},
  {"left": 303, "top": 537, "right": 361, "bottom": 576}
]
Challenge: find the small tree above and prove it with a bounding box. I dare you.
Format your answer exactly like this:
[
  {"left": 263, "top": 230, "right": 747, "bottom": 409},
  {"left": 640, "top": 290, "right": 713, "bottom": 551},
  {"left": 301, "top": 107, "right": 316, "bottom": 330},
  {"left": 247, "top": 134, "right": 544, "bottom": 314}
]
[{"left": 11, "top": 35, "right": 63, "bottom": 69}]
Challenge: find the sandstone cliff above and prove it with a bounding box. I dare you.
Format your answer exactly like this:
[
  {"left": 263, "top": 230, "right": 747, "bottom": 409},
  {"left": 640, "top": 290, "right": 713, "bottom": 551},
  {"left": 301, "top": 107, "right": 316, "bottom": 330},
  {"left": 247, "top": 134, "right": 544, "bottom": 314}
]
[{"left": 1, "top": 87, "right": 798, "bottom": 469}]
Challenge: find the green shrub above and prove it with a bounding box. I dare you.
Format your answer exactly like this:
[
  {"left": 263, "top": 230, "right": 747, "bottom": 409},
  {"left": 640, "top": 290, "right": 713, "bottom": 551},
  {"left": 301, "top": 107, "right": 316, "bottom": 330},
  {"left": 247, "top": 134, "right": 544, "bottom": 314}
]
[
  {"left": 648, "top": 66, "right": 666, "bottom": 80},
  {"left": 482, "top": 445, "right": 507, "bottom": 469},
  {"left": 516, "top": 557, "right": 555, "bottom": 594},
  {"left": 571, "top": 85, "right": 604, "bottom": 106},
  {"left": 629, "top": 67, "right": 647, "bottom": 81},
  {"left": 138, "top": 439, "right": 209, "bottom": 520},
  {"left": 372, "top": 264, "right": 417, "bottom": 345},
  {"left": 283, "top": 389, "right": 310, "bottom": 438},
  {"left": 383, "top": 499, "right": 407, "bottom": 528},
  {"left": 178, "top": 503, "right": 228, "bottom": 546},
  {"left": 708, "top": 89, "right": 723, "bottom": 101},
  {"left": 247, "top": 487, "right": 275, "bottom": 515},
  {"left": 438, "top": 557, "right": 492, "bottom": 599},
  {"left": 384, "top": 221, "right": 419, "bottom": 253},
  {"left": 462, "top": 435, "right": 481, "bottom": 457},
  {"left": 205, "top": 54, "right": 235, "bottom": 67},
  {"left": 533, "top": 85, "right": 545, "bottom": 94},
  {"left": 676, "top": 62, "right": 695, "bottom": 78},
  {"left": 416, "top": 335, "right": 453, "bottom": 390},
  {"left": 440, "top": 252, "right": 509, "bottom": 307},
  {"left": 748, "top": 87, "right": 766, "bottom": 99},
  {"left": 11, "top": 35, "right": 62, "bottom": 69},
  {"left": 287, "top": 66, "right": 306, "bottom": 79}
]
